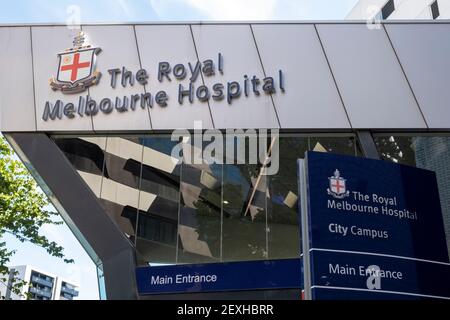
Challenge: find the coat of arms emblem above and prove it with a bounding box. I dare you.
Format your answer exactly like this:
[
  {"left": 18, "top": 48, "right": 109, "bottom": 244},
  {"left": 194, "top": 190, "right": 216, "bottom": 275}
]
[
  {"left": 327, "top": 169, "right": 350, "bottom": 199},
  {"left": 49, "top": 31, "right": 101, "bottom": 94}
]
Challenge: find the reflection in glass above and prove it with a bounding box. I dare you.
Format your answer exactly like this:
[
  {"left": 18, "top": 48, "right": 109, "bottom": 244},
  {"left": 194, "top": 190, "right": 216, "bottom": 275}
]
[
  {"left": 267, "top": 136, "right": 308, "bottom": 260},
  {"left": 135, "top": 136, "right": 180, "bottom": 264},
  {"left": 53, "top": 137, "right": 106, "bottom": 196},
  {"left": 99, "top": 137, "right": 142, "bottom": 240},
  {"left": 374, "top": 135, "right": 450, "bottom": 259},
  {"left": 178, "top": 162, "right": 222, "bottom": 263},
  {"left": 52, "top": 133, "right": 361, "bottom": 266},
  {"left": 222, "top": 162, "right": 267, "bottom": 262}
]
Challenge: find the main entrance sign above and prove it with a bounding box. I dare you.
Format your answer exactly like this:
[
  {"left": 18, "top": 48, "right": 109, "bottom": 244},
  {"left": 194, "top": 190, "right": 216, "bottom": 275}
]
[
  {"left": 43, "top": 31, "right": 285, "bottom": 121},
  {"left": 136, "top": 259, "right": 301, "bottom": 295},
  {"left": 299, "top": 152, "right": 450, "bottom": 300}
]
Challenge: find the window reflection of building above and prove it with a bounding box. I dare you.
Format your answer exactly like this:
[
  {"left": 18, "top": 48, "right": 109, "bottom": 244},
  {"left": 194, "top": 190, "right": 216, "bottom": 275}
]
[
  {"left": 413, "top": 137, "right": 450, "bottom": 260},
  {"left": 53, "top": 134, "right": 360, "bottom": 266},
  {"left": 374, "top": 135, "right": 450, "bottom": 259}
]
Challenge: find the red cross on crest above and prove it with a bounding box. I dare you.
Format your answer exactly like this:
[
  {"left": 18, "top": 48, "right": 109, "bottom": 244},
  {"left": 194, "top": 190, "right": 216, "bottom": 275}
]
[
  {"left": 327, "top": 169, "right": 350, "bottom": 199},
  {"left": 60, "top": 52, "right": 92, "bottom": 82},
  {"left": 50, "top": 31, "right": 101, "bottom": 94}
]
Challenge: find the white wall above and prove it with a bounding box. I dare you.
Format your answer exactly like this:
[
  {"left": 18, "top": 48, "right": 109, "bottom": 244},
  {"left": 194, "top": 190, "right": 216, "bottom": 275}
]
[
  {"left": 4, "top": 265, "right": 79, "bottom": 300},
  {"left": 5, "top": 265, "right": 30, "bottom": 300},
  {"left": 347, "top": 0, "right": 450, "bottom": 19},
  {"left": 346, "top": 0, "right": 389, "bottom": 19}
]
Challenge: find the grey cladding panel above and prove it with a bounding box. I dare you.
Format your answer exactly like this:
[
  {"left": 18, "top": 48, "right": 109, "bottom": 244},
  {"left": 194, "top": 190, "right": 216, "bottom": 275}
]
[
  {"left": 2, "top": 23, "right": 449, "bottom": 132},
  {"left": 135, "top": 25, "right": 214, "bottom": 130},
  {"left": 83, "top": 25, "right": 152, "bottom": 131},
  {"left": 316, "top": 24, "right": 427, "bottom": 129},
  {"left": 252, "top": 24, "right": 350, "bottom": 129},
  {"left": 386, "top": 24, "right": 450, "bottom": 129},
  {"left": 191, "top": 24, "right": 280, "bottom": 129},
  {"left": 0, "top": 27, "right": 36, "bottom": 131}
]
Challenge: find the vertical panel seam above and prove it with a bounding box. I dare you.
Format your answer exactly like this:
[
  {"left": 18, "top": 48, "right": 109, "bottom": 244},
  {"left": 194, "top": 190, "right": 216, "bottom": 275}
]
[
  {"left": 265, "top": 176, "right": 269, "bottom": 259},
  {"left": 29, "top": 27, "right": 38, "bottom": 131},
  {"left": 99, "top": 137, "right": 107, "bottom": 200},
  {"left": 250, "top": 24, "right": 281, "bottom": 129},
  {"left": 382, "top": 24, "right": 429, "bottom": 129},
  {"left": 314, "top": 24, "right": 353, "bottom": 130},
  {"left": 175, "top": 162, "right": 183, "bottom": 263},
  {"left": 80, "top": 25, "right": 96, "bottom": 133},
  {"left": 189, "top": 24, "right": 216, "bottom": 129},
  {"left": 134, "top": 139, "right": 145, "bottom": 248},
  {"left": 133, "top": 25, "right": 154, "bottom": 130},
  {"left": 220, "top": 162, "right": 223, "bottom": 262}
]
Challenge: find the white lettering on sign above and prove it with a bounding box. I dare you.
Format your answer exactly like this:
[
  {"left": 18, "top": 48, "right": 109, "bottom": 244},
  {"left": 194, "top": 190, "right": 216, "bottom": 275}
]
[
  {"left": 328, "top": 263, "right": 403, "bottom": 280},
  {"left": 151, "top": 275, "right": 173, "bottom": 285},
  {"left": 150, "top": 273, "right": 218, "bottom": 286},
  {"left": 327, "top": 199, "right": 418, "bottom": 221},
  {"left": 328, "top": 223, "right": 389, "bottom": 239},
  {"left": 176, "top": 273, "right": 217, "bottom": 284},
  {"left": 43, "top": 52, "right": 287, "bottom": 121}
]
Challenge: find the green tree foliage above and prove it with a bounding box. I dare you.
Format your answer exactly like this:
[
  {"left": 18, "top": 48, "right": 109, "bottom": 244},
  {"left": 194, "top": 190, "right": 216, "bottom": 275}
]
[{"left": 0, "top": 137, "right": 72, "bottom": 299}]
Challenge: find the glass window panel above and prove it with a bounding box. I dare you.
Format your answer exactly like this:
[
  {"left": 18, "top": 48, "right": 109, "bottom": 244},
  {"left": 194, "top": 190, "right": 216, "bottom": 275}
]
[
  {"left": 222, "top": 162, "right": 268, "bottom": 262},
  {"left": 431, "top": 0, "right": 440, "bottom": 19},
  {"left": 267, "top": 135, "right": 308, "bottom": 260},
  {"left": 52, "top": 135, "right": 140, "bottom": 247},
  {"left": 309, "top": 136, "right": 360, "bottom": 156},
  {"left": 52, "top": 133, "right": 362, "bottom": 266},
  {"left": 136, "top": 135, "right": 181, "bottom": 265},
  {"left": 267, "top": 134, "right": 360, "bottom": 260},
  {"left": 374, "top": 135, "right": 450, "bottom": 259},
  {"left": 381, "top": 0, "right": 395, "bottom": 19},
  {"left": 177, "top": 162, "right": 222, "bottom": 263},
  {"left": 99, "top": 137, "right": 142, "bottom": 242},
  {"left": 53, "top": 137, "right": 107, "bottom": 196}
]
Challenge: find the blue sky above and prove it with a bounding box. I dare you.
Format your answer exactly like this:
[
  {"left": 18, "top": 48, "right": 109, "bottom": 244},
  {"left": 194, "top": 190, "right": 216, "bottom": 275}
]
[
  {"left": 0, "top": 0, "right": 358, "bottom": 300},
  {"left": 0, "top": 0, "right": 359, "bottom": 23}
]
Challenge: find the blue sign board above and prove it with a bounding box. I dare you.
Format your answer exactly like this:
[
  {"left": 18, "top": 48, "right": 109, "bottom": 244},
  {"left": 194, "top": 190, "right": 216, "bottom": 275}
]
[
  {"left": 299, "top": 151, "right": 450, "bottom": 300},
  {"left": 136, "top": 258, "right": 302, "bottom": 295}
]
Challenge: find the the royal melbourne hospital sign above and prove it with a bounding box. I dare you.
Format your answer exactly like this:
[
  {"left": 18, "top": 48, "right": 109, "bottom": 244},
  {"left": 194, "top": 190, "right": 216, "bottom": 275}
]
[{"left": 42, "top": 31, "right": 285, "bottom": 122}]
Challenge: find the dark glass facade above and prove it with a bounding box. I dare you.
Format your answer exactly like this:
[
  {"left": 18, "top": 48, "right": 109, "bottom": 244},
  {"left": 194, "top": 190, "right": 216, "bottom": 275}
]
[
  {"left": 52, "top": 133, "right": 361, "bottom": 267},
  {"left": 374, "top": 134, "right": 450, "bottom": 259}
]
